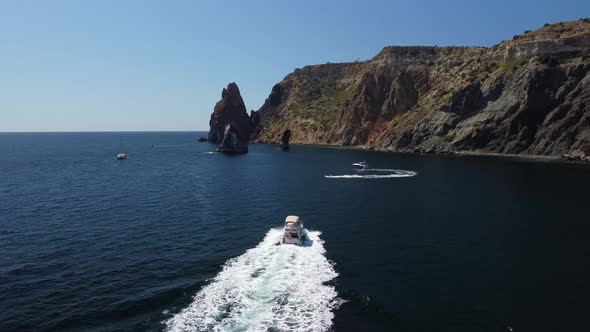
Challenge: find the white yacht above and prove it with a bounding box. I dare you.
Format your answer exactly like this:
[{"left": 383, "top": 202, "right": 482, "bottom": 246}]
[
  {"left": 281, "top": 215, "right": 306, "bottom": 245},
  {"left": 352, "top": 161, "right": 368, "bottom": 169},
  {"left": 116, "top": 137, "right": 127, "bottom": 160}
]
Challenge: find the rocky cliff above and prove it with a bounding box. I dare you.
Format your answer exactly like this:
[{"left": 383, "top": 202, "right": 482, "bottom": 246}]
[
  {"left": 209, "top": 82, "right": 252, "bottom": 153},
  {"left": 252, "top": 19, "right": 590, "bottom": 156}
]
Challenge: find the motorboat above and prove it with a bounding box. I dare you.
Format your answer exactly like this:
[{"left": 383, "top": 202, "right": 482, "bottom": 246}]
[
  {"left": 352, "top": 161, "right": 368, "bottom": 169},
  {"left": 281, "top": 215, "right": 306, "bottom": 245},
  {"left": 116, "top": 137, "right": 127, "bottom": 160}
]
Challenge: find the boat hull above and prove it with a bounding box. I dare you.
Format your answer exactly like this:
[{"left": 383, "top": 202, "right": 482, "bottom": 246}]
[
  {"left": 280, "top": 215, "right": 305, "bottom": 245},
  {"left": 352, "top": 162, "right": 367, "bottom": 168},
  {"left": 281, "top": 229, "right": 306, "bottom": 245}
]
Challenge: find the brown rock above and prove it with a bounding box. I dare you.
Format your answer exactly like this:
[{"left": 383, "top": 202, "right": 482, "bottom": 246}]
[
  {"left": 280, "top": 129, "right": 291, "bottom": 150},
  {"left": 249, "top": 19, "right": 590, "bottom": 157},
  {"left": 208, "top": 83, "right": 252, "bottom": 153},
  {"left": 217, "top": 123, "right": 248, "bottom": 153}
]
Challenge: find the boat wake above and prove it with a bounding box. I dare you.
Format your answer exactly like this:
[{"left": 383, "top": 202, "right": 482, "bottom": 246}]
[
  {"left": 164, "top": 229, "right": 340, "bottom": 332},
  {"left": 325, "top": 168, "right": 417, "bottom": 179}
]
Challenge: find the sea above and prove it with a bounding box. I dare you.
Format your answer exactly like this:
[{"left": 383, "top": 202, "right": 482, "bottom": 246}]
[{"left": 1, "top": 131, "right": 589, "bottom": 332}]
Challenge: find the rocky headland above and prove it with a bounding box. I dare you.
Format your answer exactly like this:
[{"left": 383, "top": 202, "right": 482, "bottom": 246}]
[{"left": 247, "top": 19, "right": 590, "bottom": 159}]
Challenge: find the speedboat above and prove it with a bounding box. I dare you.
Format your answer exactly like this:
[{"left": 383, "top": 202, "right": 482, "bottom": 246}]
[
  {"left": 281, "top": 215, "right": 306, "bottom": 245},
  {"left": 352, "top": 161, "right": 368, "bottom": 169},
  {"left": 116, "top": 137, "right": 127, "bottom": 159}
]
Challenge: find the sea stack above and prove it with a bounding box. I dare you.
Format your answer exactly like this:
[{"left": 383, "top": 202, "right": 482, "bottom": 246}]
[
  {"left": 280, "top": 129, "right": 291, "bottom": 150},
  {"left": 208, "top": 83, "right": 252, "bottom": 153}
]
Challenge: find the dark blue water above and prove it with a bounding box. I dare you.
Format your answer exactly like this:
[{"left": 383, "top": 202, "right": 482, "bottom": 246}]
[{"left": 1, "top": 132, "right": 590, "bottom": 331}]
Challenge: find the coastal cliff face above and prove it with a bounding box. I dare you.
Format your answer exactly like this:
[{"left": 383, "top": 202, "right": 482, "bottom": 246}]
[{"left": 253, "top": 19, "right": 590, "bottom": 156}]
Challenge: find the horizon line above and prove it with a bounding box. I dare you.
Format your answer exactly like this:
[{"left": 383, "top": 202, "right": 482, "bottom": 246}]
[{"left": 0, "top": 130, "right": 209, "bottom": 133}]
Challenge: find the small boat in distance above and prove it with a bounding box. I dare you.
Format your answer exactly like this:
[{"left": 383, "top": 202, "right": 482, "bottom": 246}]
[
  {"left": 352, "top": 161, "right": 368, "bottom": 169},
  {"left": 116, "top": 136, "right": 127, "bottom": 160},
  {"left": 281, "top": 215, "right": 306, "bottom": 245}
]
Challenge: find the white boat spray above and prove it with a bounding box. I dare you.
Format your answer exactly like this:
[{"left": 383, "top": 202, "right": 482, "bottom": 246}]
[
  {"left": 165, "top": 229, "right": 340, "bottom": 332},
  {"left": 325, "top": 168, "right": 417, "bottom": 179}
]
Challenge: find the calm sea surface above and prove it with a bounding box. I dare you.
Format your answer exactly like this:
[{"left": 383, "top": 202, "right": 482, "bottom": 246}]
[{"left": 1, "top": 132, "right": 590, "bottom": 332}]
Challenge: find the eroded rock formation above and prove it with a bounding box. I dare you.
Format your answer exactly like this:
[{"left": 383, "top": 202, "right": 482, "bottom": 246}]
[
  {"left": 217, "top": 123, "right": 248, "bottom": 153},
  {"left": 280, "top": 129, "right": 291, "bottom": 150},
  {"left": 208, "top": 83, "right": 252, "bottom": 153}
]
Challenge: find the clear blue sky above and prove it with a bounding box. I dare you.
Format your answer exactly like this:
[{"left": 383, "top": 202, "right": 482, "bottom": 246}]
[{"left": 1, "top": 0, "right": 588, "bottom": 131}]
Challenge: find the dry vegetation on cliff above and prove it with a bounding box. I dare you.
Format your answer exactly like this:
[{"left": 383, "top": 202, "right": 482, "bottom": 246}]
[{"left": 252, "top": 19, "right": 590, "bottom": 157}]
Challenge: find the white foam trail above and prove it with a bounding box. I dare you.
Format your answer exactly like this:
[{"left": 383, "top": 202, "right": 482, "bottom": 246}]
[
  {"left": 324, "top": 174, "right": 413, "bottom": 179},
  {"left": 357, "top": 168, "right": 412, "bottom": 173},
  {"left": 325, "top": 168, "right": 417, "bottom": 179},
  {"left": 165, "top": 229, "right": 340, "bottom": 332}
]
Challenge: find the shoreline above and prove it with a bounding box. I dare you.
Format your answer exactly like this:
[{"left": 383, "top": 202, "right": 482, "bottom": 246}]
[{"left": 255, "top": 141, "right": 590, "bottom": 163}]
